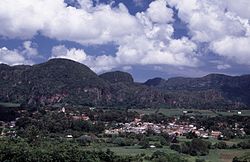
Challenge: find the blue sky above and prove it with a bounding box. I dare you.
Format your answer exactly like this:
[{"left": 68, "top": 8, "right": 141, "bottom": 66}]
[{"left": 0, "top": 0, "right": 250, "bottom": 81}]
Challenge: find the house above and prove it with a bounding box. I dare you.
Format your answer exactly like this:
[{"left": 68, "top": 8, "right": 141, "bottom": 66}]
[
  {"left": 211, "top": 131, "right": 222, "bottom": 138},
  {"left": 61, "top": 107, "right": 66, "bottom": 113},
  {"left": 66, "top": 135, "right": 73, "bottom": 138},
  {"left": 81, "top": 114, "right": 90, "bottom": 121},
  {"left": 72, "top": 114, "right": 90, "bottom": 121}
]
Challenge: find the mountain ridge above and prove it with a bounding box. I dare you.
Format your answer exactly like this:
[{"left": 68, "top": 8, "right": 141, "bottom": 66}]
[{"left": 1, "top": 58, "right": 250, "bottom": 109}]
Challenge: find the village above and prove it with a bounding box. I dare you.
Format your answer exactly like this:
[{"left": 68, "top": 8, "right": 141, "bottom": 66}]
[
  {"left": 104, "top": 116, "right": 246, "bottom": 140},
  {"left": 0, "top": 106, "right": 247, "bottom": 142}
]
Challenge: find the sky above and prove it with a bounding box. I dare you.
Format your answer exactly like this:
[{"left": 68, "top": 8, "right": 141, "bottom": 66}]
[{"left": 0, "top": 0, "right": 250, "bottom": 81}]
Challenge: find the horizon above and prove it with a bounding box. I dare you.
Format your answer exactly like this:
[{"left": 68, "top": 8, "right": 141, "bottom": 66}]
[{"left": 0, "top": 0, "right": 250, "bottom": 81}]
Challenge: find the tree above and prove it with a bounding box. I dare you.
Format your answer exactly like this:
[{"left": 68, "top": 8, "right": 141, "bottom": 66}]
[
  {"left": 189, "top": 139, "right": 210, "bottom": 156},
  {"left": 186, "top": 131, "right": 198, "bottom": 139},
  {"left": 139, "top": 138, "right": 150, "bottom": 149},
  {"left": 215, "top": 141, "right": 228, "bottom": 149},
  {"left": 25, "top": 125, "right": 40, "bottom": 143}
]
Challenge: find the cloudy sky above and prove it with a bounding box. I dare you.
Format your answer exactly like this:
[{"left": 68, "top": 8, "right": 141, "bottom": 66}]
[{"left": 0, "top": 0, "right": 250, "bottom": 81}]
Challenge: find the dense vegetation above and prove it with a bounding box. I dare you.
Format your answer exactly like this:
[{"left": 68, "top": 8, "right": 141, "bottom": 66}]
[
  {"left": 144, "top": 74, "right": 250, "bottom": 109},
  {"left": 0, "top": 138, "right": 191, "bottom": 162},
  {"left": 1, "top": 105, "right": 250, "bottom": 162},
  {"left": 0, "top": 59, "right": 167, "bottom": 108},
  {"left": 1, "top": 58, "right": 250, "bottom": 109},
  {"left": 0, "top": 138, "right": 135, "bottom": 162}
]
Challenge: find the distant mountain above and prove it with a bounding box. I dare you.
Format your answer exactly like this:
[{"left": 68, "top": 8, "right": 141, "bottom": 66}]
[
  {"left": 0, "top": 59, "right": 250, "bottom": 109},
  {"left": 144, "top": 74, "right": 250, "bottom": 109},
  {"left": 0, "top": 59, "right": 168, "bottom": 108},
  {"left": 144, "top": 77, "right": 166, "bottom": 87},
  {"left": 99, "top": 71, "right": 134, "bottom": 84}
]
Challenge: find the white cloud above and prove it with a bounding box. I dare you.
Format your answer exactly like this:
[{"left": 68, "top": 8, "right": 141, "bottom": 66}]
[
  {"left": 217, "top": 64, "right": 231, "bottom": 70},
  {"left": 0, "top": 41, "right": 40, "bottom": 65},
  {"left": 3, "top": 0, "right": 250, "bottom": 72},
  {"left": 22, "top": 41, "right": 38, "bottom": 57},
  {"left": 211, "top": 36, "right": 250, "bottom": 65},
  {"left": 0, "top": 47, "right": 31, "bottom": 65},
  {"left": 47, "top": 0, "right": 199, "bottom": 73},
  {"left": 0, "top": 0, "right": 141, "bottom": 44},
  {"left": 116, "top": 35, "right": 198, "bottom": 67},
  {"left": 50, "top": 34, "right": 199, "bottom": 73},
  {"left": 217, "top": 0, "right": 250, "bottom": 20},
  {"left": 50, "top": 45, "right": 118, "bottom": 73},
  {"left": 122, "top": 66, "right": 132, "bottom": 71},
  {"left": 146, "top": 0, "right": 173, "bottom": 24},
  {"left": 51, "top": 45, "right": 87, "bottom": 62},
  {"left": 166, "top": 0, "right": 250, "bottom": 66},
  {"left": 167, "top": 0, "right": 246, "bottom": 42}
]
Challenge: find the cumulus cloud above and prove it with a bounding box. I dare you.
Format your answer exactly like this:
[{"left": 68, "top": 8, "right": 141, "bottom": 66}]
[
  {"left": 50, "top": 35, "right": 198, "bottom": 73},
  {"left": 217, "top": 0, "right": 250, "bottom": 20},
  {"left": 217, "top": 64, "right": 231, "bottom": 70},
  {"left": 51, "top": 45, "right": 87, "bottom": 62},
  {"left": 210, "top": 36, "right": 250, "bottom": 65},
  {"left": 1, "top": 0, "right": 250, "bottom": 72},
  {"left": 22, "top": 41, "right": 38, "bottom": 57},
  {"left": 0, "top": 41, "right": 40, "bottom": 65},
  {"left": 146, "top": 0, "right": 173, "bottom": 24},
  {"left": 116, "top": 36, "right": 198, "bottom": 67},
  {"left": 50, "top": 45, "right": 117, "bottom": 73},
  {"left": 46, "top": 0, "right": 199, "bottom": 73},
  {"left": 0, "top": 47, "right": 34, "bottom": 65},
  {"left": 166, "top": 0, "right": 250, "bottom": 66},
  {"left": 167, "top": 0, "right": 246, "bottom": 42},
  {"left": 0, "top": 0, "right": 141, "bottom": 44}
]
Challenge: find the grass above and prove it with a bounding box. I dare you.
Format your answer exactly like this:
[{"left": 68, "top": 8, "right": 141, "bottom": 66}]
[
  {"left": 0, "top": 102, "right": 20, "bottom": 108},
  {"left": 129, "top": 108, "right": 250, "bottom": 117},
  {"left": 178, "top": 135, "right": 248, "bottom": 146},
  {"left": 203, "top": 149, "right": 250, "bottom": 162},
  {"left": 83, "top": 142, "right": 175, "bottom": 156},
  {"left": 84, "top": 136, "right": 250, "bottom": 162},
  {"left": 85, "top": 142, "right": 250, "bottom": 162}
]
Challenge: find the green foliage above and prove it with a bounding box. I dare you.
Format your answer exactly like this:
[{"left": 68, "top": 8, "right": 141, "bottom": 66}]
[
  {"left": 15, "top": 111, "right": 105, "bottom": 139},
  {"left": 186, "top": 131, "right": 198, "bottom": 139},
  {"left": 233, "top": 152, "right": 250, "bottom": 162},
  {"left": 111, "top": 136, "right": 137, "bottom": 147},
  {"left": 145, "top": 74, "right": 250, "bottom": 109},
  {"left": 189, "top": 139, "right": 210, "bottom": 156},
  {"left": 99, "top": 71, "right": 134, "bottom": 83},
  {"left": 139, "top": 137, "right": 150, "bottom": 149},
  {"left": 237, "top": 140, "right": 250, "bottom": 149},
  {"left": 1, "top": 58, "right": 250, "bottom": 109},
  {"left": 171, "top": 139, "right": 211, "bottom": 156},
  {"left": 196, "top": 159, "right": 206, "bottom": 162},
  {"left": 0, "top": 138, "right": 137, "bottom": 162},
  {"left": 214, "top": 141, "right": 228, "bottom": 149},
  {"left": 150, "top": 151, "right": 188, "bottom": 162}
]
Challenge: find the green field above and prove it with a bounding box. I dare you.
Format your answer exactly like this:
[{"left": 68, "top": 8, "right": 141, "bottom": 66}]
[
  {"left": 0, "top": 102, "right": 20, "bottom": 108},
  {"left": 83, "top": 142, "right": 250, "bottom": 162},
  {"left": 129, "top": 108, "right": 250, "bottom": 117},
  {"left": 202, "top": 149, "right": 250, "bottom": 162},
  {"left": 178, "top": 136, "right": 247, "bottom": 146}
]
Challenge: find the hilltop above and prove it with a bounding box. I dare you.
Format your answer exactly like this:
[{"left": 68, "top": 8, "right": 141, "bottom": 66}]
[{"left": 1, "top": 58, "right": 250, "bottom": 109}]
